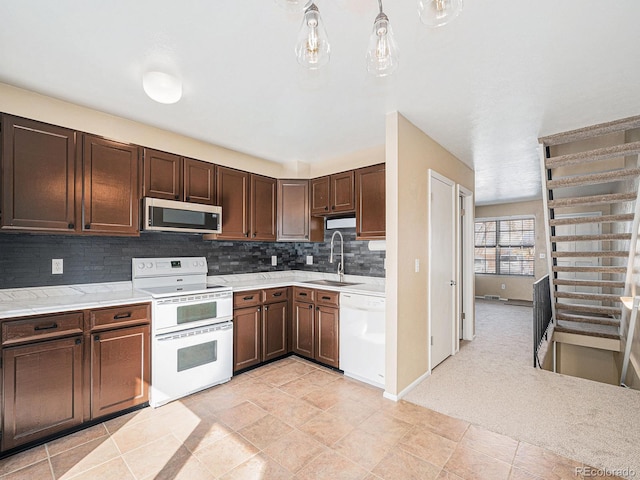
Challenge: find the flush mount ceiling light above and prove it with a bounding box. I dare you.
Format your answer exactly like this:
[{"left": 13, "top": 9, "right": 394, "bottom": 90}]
[
  {"left": 142, "top": 71, "right": 182, "bottom": 104},
  {"left": 285, "top": 0, "right": 461, "bottom": 77},
  {"left": 418, "top": 0, "right": 463, "bottom": 27}
]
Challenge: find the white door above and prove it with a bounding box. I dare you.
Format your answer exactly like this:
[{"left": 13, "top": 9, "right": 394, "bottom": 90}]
[{"left": 429, "top": 171, "right": 456, "bottom": 369}]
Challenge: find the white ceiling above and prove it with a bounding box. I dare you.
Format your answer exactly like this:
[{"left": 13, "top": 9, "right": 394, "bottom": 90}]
[{"left": 1, "top": 1, "right": 639, "bottom": 205}]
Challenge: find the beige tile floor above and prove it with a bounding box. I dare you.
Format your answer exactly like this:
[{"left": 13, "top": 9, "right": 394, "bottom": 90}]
[{"left": 0, "top": 356, "right": 623, "bottom": 480}]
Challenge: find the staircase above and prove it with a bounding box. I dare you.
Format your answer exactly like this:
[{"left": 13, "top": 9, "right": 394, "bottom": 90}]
[{"left": 539, "top": 116, "right": 640, "bottom": 343}]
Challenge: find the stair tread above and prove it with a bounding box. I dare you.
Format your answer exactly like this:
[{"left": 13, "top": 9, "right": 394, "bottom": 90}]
[
  {"left": 555, "top": 321, "right": 620, "bottom": 340},
  {"left": 556, "top": 312, "right": 620, "bottom": 327},
  {"left": 547, "top": 168, "right": 640, "bottom": 189},
  {"left": 553, "top": 278, "right": 625, "bottom": 288},
  {"left": 539, "top": 115, "right": 640, "bottom": 146},
  {"left": 552, "top": 265, "right": 627, "bottom": 273},
  {"left": 548, "top": 192, "right": 637, "bottom": 209},
  {"left": 545, "top": 141, "right": 640, "bottom": 168},
  {"left": 549, "top": 213, "right": 634, "bottom": 226},
  {"left": 552, "top": 250, "right": 628, "bottom": 258},
  {"left": 551, "top": 233, "right": 632, "bottom": 242},
  {"left": 554, "top": 291, "right": 623, "bottom": 302},
  {"left": 555, "top": 302, "right": 621, "bottom": 314}
]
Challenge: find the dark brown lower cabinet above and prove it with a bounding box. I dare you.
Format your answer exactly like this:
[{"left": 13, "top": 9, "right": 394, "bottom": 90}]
[
  {"left": 2, "top": 336, "right": 83, "bottom": 451},
  {"left": 90, "top": 324, "right": 150, "bottom": 419},
  {"left": 316, "top": 305, "right": 339, "bottom": 368},
  {"left": 292, "top": 288, "right": 339, "bottom": 368},
  {"left": 263, "top": 301, "right": 288, "bottom": 362},
  {"left": 292, "top": 300, "right": 315, "bottom": 359},
  {"left": 233, "top": 306, "right": 261, "bottom": 372}
]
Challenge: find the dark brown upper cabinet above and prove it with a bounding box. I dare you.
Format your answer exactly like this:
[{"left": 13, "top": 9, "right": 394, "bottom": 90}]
[
  {"left": 81, "top": 135, "right": 140, "bottom": 236},
  {"left": 277, "top": 179, "right": 323, "bottom": 242},
  {"left": 310, "top": 171, "right": 355, "bottom": 215},
  {"left": 1, "top": 114, "right": 77, "bottom": 232},
  {"left": 142, "top": 148, "right": 215, "bottom": 205},
  {"left": 212, "top": 166, "right": 276, "bottom": 241},
  {"left": 355, "top": 163, "right": 385, "bottom": 239}
]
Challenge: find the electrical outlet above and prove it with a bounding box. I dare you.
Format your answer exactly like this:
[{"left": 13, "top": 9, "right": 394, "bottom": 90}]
[
  {"left": 306, "top": 255, "right": 313, "bottom": 265},
  {"left": 415, "top": 259, "right": 420, "bottom": 273},
  {"left": 501, "top": 283, "right": 506, "bottom": 290},
  {"left": 271, "top": 255, "right": 277, "bottom": 266},
  {"left": 539, "top": 252, "right": 546, "bottom": 259},
  {"left": 52, "top": 258, "right": 63, "bottom": 275}
]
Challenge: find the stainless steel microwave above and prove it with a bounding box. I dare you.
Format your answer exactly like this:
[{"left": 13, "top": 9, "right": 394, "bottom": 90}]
[{"left": 142, "top": 197, "right": 222, "bottom": 234}]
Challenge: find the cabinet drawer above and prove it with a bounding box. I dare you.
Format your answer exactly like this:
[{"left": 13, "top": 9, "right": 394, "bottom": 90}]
[
  {"left": 2, "top": 312, "right": 84, "bottom": 346},
  {"left": 316, "top": 290, "right": 339, "bottom": 307},
  {"left": 293, "top": 287, "right": 315, "bottom": 303},
  {"left": 234, "top": 290, "right": 261, "bottom": 308},
  {"left": 89, "top": 303, "right": 150, "bottom": 331},
  {"left": 263, "top": 287, "right": 288, "bottom": 303}
]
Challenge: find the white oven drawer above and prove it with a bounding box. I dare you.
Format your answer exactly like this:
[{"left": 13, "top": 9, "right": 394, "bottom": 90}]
[{"left": 153, "top": 291, "right": 232, "bottom": 333}]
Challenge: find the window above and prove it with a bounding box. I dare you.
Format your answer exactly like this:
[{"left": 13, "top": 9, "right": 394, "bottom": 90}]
[{"left": 475, "top": 218, "right": 534, "bottom": 276}]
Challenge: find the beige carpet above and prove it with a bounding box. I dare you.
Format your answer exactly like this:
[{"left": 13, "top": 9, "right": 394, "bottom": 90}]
[{"left": 405, "top": 300, "right": 640, "bottom": 478}]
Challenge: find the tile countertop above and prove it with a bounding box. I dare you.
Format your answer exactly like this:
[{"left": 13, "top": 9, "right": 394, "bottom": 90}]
[
  {"left": 0, "top": 271, "right": 385, "bottom": 319},
  {"left": 0, "top": 282, "right": 152, "bottom": 319},
  {"left": 207, "top": 270, "right": 386, "bottom": 297}
]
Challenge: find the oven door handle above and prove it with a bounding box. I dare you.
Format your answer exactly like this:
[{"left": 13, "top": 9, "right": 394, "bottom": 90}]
[{"left": 155, "top": 322, "right": 233, "bottom": 341}]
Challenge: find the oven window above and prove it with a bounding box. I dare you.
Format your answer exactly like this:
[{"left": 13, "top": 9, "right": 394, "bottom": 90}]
[
  {"left": 177, "top": 302, "right": 217, "bottom": 324},
  {"left": 177, "top": 340, "right": 218, "bottom": 372}
]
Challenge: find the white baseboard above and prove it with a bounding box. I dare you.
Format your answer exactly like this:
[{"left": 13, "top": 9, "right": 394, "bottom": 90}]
[{"left": 383, "top": 370, "right": 431, "bottom": 402}]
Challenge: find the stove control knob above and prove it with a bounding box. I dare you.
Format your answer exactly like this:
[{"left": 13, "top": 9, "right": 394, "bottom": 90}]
[
  {"left": 199, "top": 261, "right": 205, "bottom": 266},
  {"left": 137, "top": 263, "right": 145, "bottom": 269},
  {"left": 193, "top": 261, "right": 198, "bottom": 267},
  {"left": 146, "top": 262, "right": 153, "bottom": 269}
]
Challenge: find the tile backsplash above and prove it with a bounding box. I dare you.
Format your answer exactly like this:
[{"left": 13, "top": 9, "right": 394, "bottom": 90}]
[{"left": 0, "top": 228, "right": 385, "bottom": 289}]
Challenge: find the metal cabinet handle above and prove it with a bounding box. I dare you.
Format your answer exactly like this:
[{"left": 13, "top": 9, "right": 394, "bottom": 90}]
[
  {"left": 257, "top": 307, "right": 261, "bottom": 312},
  {"left": 322, "top": 296, "right": 331, "bottom": 300},
  {"left": 75, "top": 338, "right": 82, "bottom": 345},
  {"left": 324, "top": 206, "right": 328, "bottom": 211},
  {"left": 243, "top": 295, "right": 254, "bottom": 301},
  {"left": 175, "top": 195, "right": 180, "bottom": 200},
  {"left": 273, "top": 292, "right": 282, "bottom": 297},
  {"left": 316, "top": 306, "right": 320, "bottom": 311},
  {"left": 252, "top": 232, "right": 257, "bottom": 238},
  {"left": 84, "top": 224, "right": 91, "bottom": 229},
  {"left": 299, "top": 292, "right": 307, "bottom": 297},
  {"left": 114, "top": 312, "right": 132, "bottom": 320},
  {"left": 264, "top": 305, "right": 269, "bottom": 311},
  {"left": 186, "top": 196, "right": 191, "bottom": 201},
  {"left": 34, "top": 323, "right": 58, "bottom": 331},
  {"left": 245, "top": 233, "right": 249, "bottom": 238},
  {"left": 94, "top": 335, "right": 100, "bottom": 341},
  {"left": 308, "top": 304, "right": 313, "bottom": 309},
  {"left": 68, "top": 223, "right": 75, "bottom": 229}
]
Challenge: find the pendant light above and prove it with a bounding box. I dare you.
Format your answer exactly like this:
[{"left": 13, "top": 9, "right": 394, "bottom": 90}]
[
  {"left": 418, "top": 0, "right": 463, "bottom": 28},
  {"left": 274, "top": 0, "right": 312, "bottom": 13},
  {"left": 365, "top": 0, "right": 399, "bottom": 77},
  {"left": 295, "top": 3, "right": 330, "bottom": 70}
]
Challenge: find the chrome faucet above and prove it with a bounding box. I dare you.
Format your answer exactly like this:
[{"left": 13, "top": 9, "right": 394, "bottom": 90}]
[{"left": 329, "top": 230, "right": 345, "bottom": 282}]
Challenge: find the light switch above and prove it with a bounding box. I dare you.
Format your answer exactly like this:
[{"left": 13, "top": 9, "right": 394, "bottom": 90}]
[
  {"left": 415, "top": 259, "right": 420, "bottom": 273},
  {"left": 306, "top": 255, "right": 313, "bottom": 265},
  {"left": 271, "top": 255, "right": 278, "bottom": 266}
]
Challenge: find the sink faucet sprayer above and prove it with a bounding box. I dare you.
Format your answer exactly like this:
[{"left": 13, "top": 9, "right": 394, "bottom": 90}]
[{"left": 329, "top": 230, "right": 345, "bottom": 283}]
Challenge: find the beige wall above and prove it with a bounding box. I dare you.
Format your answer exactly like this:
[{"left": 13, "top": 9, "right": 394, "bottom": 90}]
[
  {"left": 556, "top": 343, "right": 619, "bottom": 385},
  {"left": 474, "top": 199, "right": 547, "bottom": 302},
  {"left": 385, "top": 112, "right": 474, "bottom": 397}
]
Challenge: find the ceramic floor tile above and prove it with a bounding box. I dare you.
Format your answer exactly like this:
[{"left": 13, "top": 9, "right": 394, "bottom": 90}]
[
  {"left": 122, "top": 434, "right": 192, "bottom": 480},
  {"left": 444, "top": 444, "right": 512, "bottom": 480},
  {"left": 0, "top": 459, "right": 53, "bottom": 480},
  {"left": 193, "top": 432, "right": 259, "bottom": 477},
  {"left": 220, "top": 453, "right": 293, "bottom": 480},
  {"left": 459, "top": 425, "right": 519, "bottom": 465},
  {"left": 63, "top": 456, "right": 135, "bottom": 480},
  {"left": 264, "top": 429, "right": 327, "bottom": 473},
  {"left": 332, "top": 427, "right": 392, "bottom": 470},
  {"left": 326, "top": 397, "right": 379, "bottom": 427},
  {"left": 303, "top": 368, "right": 342, "bottom": 387},
  {"left": 109, "top": 414, "right": 174, "bottom": 454},
  {"left": 141, "top": 454, "right": 215, "bottom": 480},
  {"left": 267, "top": 395, "right": 324, "bottom": 428},
  {"left": 415, "top": 409, "right": 470, "bottom": 442},
  {"left": 257, "top": 368, "right": 307, "bottom": 387},
  {"left": 513, "top": 442, "right": 582, "bottom": 479},
  {"left": 238, "top": 414, "right": 293, "bottom": 450},
  {"left": 301, "top": 387, "right": 349, "bottom": 411},
  {"left": 216, "top": 401, "right": 268, "bottom": 431},
  {"left": 0, "top": 445, "right": 47, "bottom": 476},
  {"left": 398, "top": 426, "right": 457, "bottom": 468},
  {"left": 49, "top": 436, "right": 120, "bottom": 480},
  {"left": 357, "top": 411, "right": 413, "bottom": 446},
  {"left": 299, "top": 411, "right": 355, "bottom": 446},
  {"left": 278, "top": 376, "right": 323, "bottom": 398},
  {"left": 46, "top": 424, "right": 109, "bottom": 456},
  {"left": 295, "top": 450, "right": 368, "bottom": 480},
  {"left": 437, "top": 470, "right": 466, "bottom": 480},
  {"left": 171, "top": 415, "right": 233, "bottom": 453},
  {"left": 509, "top": 467, "right": 544, "bottom": 480},
  {"left": 372, "top": 447, "right": 441, "bottom": 480}
]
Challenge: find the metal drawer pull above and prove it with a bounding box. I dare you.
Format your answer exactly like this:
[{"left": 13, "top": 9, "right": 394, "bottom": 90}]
[
  {"left": 34, "top": 323, "right": 58, "bottom": 331},
  {"left": 243, "top": 295, "right": 254, "bottom": 300},
  {"left": 299, "top": 292, "right": 307, "bottom": 296},
  {"left": 273, "top": 292, "right": 283, "bottom": 297},
  {"left": 75, "top": 338, "right": 82, "bottom": 345},
  {"left": 114, "top": 312, "right": 132, "bottom": 320},
  {"left": 322, "top": 296, "right": 331, "bottom": 300}
]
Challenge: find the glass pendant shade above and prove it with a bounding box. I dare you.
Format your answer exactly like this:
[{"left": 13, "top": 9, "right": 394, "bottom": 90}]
[
  {"left": 274, "top": 0, "right": 312, "bottom": 13},
  {"left": 418, "top": 0, "right": 463, "bottom": 27},
  {"left": 295, "top": 4, "right": 330, "bottom": 70},
  {"left": 365, "top": 13, "right": 399, "bottom": 77}
]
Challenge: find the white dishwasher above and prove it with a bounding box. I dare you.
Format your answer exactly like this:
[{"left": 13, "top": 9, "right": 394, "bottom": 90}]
[{"left": 339, "top": 293, "right": 386, "bottom": 389}]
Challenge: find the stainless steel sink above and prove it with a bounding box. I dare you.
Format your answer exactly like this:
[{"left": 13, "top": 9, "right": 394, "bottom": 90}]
[{"left": 303, "top": 279, "right": 362, "bottom": 287}]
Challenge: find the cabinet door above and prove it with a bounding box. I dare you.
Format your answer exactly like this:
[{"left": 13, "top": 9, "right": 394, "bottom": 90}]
[
  {"left": 142, "top": 148, "right": 182, "bottom": 201},
  {"left": 330, "top": 171, "right": 355, "bottom": 213},
  {"left": 233, "top": 306, "right": 261, "bottom": 372},
  {"left": 310, "top": 176, "right": 330, "bottom": 215},
  {"left": 91, "top": 324, "right": 150, "bottom": 419},
  {"left": 2, "top": 336, "right": 83, "bottom": 450},
  {"left": 263, "top": 301, "right": 287, "bottom": 362},
  {"left": 1, "top": 115, "right": 77, "bottom": 232},
  {"left": 82, "top": 135, "right": 140, "bottom": 235},
  {"left": 316, "top": 305, "right": 339, "bottom": 368},
  {"left": 356, "top": 163, "right": 386, "bottom": 239},
  {"left": 292, "top": 301, "right": 315, "bottom": 359},
  {"left": 251, "top": 174, "right": 277, "bottom": 241},
  {"left": 277, "top": 179, "right": 310, "bottom": 242},
  {"left": 216, "top": 166, "right": 250, "bottom": 239},
  {"left": 183, "top": 158, "right": 215, "bottom": 205}
]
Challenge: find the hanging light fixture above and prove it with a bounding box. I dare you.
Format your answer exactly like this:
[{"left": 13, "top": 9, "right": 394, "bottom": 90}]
[
  {"left": 365, "top": 0, "right": 399, "bottom": 77},
  {"left": 274, "top": 0, "right": 312, "bottom": 13},
  {"left": 295, "top": 3, "right": 331, "bottom": 70},
  {"left": 417, "top": 0, "right": 463, "bottom": 28}
]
